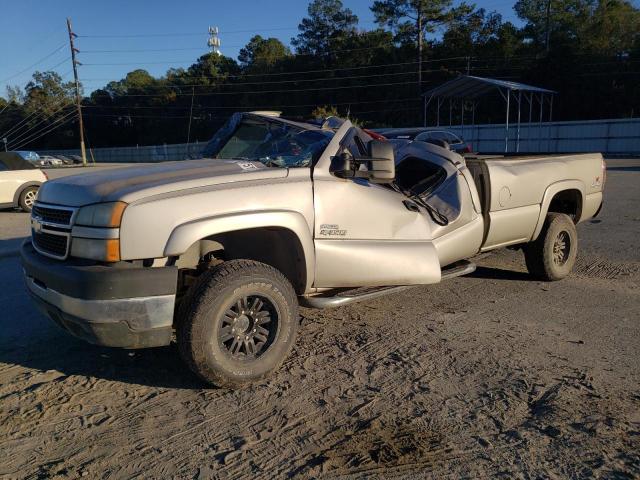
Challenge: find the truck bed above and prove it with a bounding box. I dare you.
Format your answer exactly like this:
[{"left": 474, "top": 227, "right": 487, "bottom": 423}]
[{"left": 464, "top": 153, "right": 604, "bottom": 250}]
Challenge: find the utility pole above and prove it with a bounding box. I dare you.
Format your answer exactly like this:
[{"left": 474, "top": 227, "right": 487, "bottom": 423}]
[
  {"left": 186, "top": 86, "right": 195, "bottom": 146},
  {"left": 66, "top": 17, "right": 87, "bottom": 166},
  {"left": 544, "top": 0, "right": 552, "bottom": 54},
  {"left": 417, "top": 15, "right": 423, "bottom": 88}
]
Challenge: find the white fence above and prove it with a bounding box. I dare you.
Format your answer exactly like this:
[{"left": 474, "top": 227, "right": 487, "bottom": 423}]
[
  {"left": 41, "top": 118, "right": 640, "bottom": 161},
  {"left": 446, "top": 118, "right": 640, "bottom": 154}
]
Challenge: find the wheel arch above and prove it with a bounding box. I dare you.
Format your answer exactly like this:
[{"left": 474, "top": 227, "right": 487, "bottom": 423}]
[
  {"left": 12, "top": 181, "right": 42, "bottom": 206},
  {"left": 165, "top": 211, "right": 314, "bottom": 294},
  {"left": 531, "top": 181, "right": 585, "bottom": 241}
]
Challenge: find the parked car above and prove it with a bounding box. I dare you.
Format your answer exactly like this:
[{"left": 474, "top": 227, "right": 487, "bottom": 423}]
[
  {"left": 14, "top": 150, "right": 41, "bottom": 163},
  {"left": 379, "top": 128, "right": 472, "bottom": 154},
  {"left": 38, "top": 155, "right": 64, "bottom": 166},
  {"left": 22, "top": 111, "right": 605, "bottom": 388},
  {"left": 0, "top": 152, "right": 47, "bottom": 212}
]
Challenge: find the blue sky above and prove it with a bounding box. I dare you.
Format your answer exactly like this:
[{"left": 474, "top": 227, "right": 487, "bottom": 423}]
[{"left": 1, "top": 0, "right": 521, "bottom": 95}]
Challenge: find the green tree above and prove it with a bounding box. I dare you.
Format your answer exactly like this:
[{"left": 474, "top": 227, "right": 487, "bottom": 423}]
[
  {"left": 291, "top": 0, "right": 359, "bottom": 56},
  {"left": 5, "top": 85, "right": 24, "bottom": 104},
  {"left": 438, "top": 9, "right": 524, "bottom": 62},
  {"left": 581, "top": 0, "right": 640, "bottom": 55},
  {"left": 514, "top": 0, "right": 594, "bottom": 53},
  {"left": 23, "top": 71, "right": 75, "bottom": 116},
  {"left": 371, "top": 0, "right": 473, "bottom": 85},
  {"left": 238, "top": 35, "right": 291, "bottom": 71}
]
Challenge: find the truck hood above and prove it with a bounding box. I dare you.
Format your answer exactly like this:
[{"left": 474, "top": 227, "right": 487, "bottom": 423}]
[{"left": 37, "top": 159, "right": 288, "bottom": 207}]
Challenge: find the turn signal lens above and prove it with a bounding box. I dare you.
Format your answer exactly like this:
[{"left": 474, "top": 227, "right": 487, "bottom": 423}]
[
  {"left": 70, "top": 238, "right": 121, "bottom": 262},
  {"left": 105, "top": 239, "right": 121, "bottom": 262}
]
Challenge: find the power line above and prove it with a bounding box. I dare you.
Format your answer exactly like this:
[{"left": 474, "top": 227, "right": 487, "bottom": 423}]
[
  {"left": 6, "top": 105, "right": 75, "bottom": 147},
  {"left": 90, "top": 80, "right": 423, "bottom": 98},
  {"left": 83, "top": 70, "right": 420, "bottom": 89},
  {"left": 77, "top": 24, "right": 379, "bottom": 39},
  {"left": 0, "top": 99, "right": 68, "bottom": 139},
  {"left": 81, "top": 42, "right": 416, "bottom": 59},
  {"left": 83, "top": 97, "right": 419, "bottom": 114},
  {"left": 80, "top": 57, "right": 466, "bottom": 84},
  {"left": 0, "top": 44, "right": 67, "bottom": 84},
  {"left": 78, "top": 27, "right": 297, "bottom": 38},
  {"left": 9, "top": 109, "right": 78, "bottom": 150},
  {"left": 10, "top": 112, "right": 78, "bottom": 151},
  {"left": 0, "top": 72, "right": 74, "bottom": 139}
]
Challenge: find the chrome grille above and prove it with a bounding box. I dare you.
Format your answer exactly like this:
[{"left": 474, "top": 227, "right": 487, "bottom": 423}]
[
  {"left": 33, "top": 231, "right": 69, "bottom": 259},
  {"left": 32, "top": 204, "right": 73, "bottom": 226},
  {"left": 31, "top": 202, "right": 76, "bottom": 260}
]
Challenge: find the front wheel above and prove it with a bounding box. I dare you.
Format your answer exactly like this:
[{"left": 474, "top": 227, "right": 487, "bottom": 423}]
[
  {"left": 524, "top": 213, "right": 578, "bottom": 281},
  {"left": 19, "top": 185, "right": 38, "bottom": 212},
  {"left": 177, "top": 259, "right": 299, "bottom": 388}
]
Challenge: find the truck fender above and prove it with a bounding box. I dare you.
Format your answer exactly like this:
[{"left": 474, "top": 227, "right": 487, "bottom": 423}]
[
  {"left": 531, "top": 180, "right": 585, "bottom": 241},
  {"left": 164, "top": 210, "right": 315, "bottom": 290}
]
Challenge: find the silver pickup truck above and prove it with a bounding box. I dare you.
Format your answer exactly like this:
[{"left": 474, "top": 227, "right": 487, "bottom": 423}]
[{"left": 21, "top": 112, "right": 605, "bottom": 387}]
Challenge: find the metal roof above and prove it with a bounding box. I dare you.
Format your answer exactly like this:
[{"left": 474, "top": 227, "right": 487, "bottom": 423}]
[{"left": 422, "top": 75, "right": 556, "bottom": 99}]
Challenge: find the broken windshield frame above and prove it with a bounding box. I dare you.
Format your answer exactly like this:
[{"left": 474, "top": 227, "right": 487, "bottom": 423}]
[{"left": 201, "top": 113, "right": 333, "bottom": 168}]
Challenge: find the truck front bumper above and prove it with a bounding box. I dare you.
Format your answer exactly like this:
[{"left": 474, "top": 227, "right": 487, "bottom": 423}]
[{"left": 21, "top": 241, "right": 178, "bottom": 349}]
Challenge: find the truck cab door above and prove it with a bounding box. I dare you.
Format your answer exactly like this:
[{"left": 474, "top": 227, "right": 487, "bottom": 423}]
[{"left": 311, "top": 125, "right": 441, "bottom": 288}]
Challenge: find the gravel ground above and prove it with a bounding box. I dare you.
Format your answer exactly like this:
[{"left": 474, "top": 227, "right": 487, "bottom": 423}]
[{"left": 0, "top": 159, "right": 638, "bottom": 479}]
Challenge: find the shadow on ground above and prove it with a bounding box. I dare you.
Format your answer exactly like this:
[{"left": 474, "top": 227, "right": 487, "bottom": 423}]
[
  {"left": 469, "top": 266, "right": 535, "bottom": 281},
  {"left": 0, "top": 337, "right": 209, "bottom": 390}
]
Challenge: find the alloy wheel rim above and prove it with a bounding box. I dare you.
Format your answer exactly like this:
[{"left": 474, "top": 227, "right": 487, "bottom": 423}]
[
  {"left": 218, "top": 295, "right": 277, "bottom": 359},
  {"left": 553, "top": 231, "right": 570, "bottom": 266},
  {"left": 24, "top": 190, "right": 36, "bottom": 207}
]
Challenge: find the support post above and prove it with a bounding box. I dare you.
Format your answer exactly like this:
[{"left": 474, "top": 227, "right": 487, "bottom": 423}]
[
  {"left": 461, "top": 100, "right": 464, "bottom": 140},
  {"left": 527, "top": 93, "right": 533, "bottom": 152},
  {"left": 186, "top": 86, "right": 195, "bottom": 146},
  {"left": 505, "top": 89, "right": 510, "bottom": 153},
  {"left": 67, "top": 18, "right": 87, "bottom": 166},
  {"left": 516, "top": 91, "right": 522, "bottom": 153},
  {"left": 423, "top": 96, "right": 427, "bottom": 127},
  {"left": 423, "top": 95, "right": 433, "bottom": 128},
  {"left": 472, "top": 101, "right": 476, "bottom": 151},
  {"left": 538, "top": 93, "right": 544, "bottom": 152}
]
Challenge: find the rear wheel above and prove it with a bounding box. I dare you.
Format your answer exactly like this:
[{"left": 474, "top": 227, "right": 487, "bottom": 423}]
[
  {"left": 177, "top": 259, "right": 299, "bottom": 388},
  {"left": 524, "top": 213, "right": 578, "bottom": 281},
  {"left": 19, "top": 186, "right": 38, "bottom": 212}
]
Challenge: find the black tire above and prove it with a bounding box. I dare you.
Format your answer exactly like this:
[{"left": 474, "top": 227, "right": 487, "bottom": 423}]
[
  {"left": 524, "top": 213, "right": 578, "bottom": 281},
  {"left": 19, "top": 185, "right": 38, "bottom": 212},
  {"left": 177, "top": 259, "right": 299, "bottom": 388}
]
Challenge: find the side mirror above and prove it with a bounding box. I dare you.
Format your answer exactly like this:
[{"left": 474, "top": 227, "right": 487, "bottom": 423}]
[
  {"left": 329, "top": 140, "right": 395, "bottom": 184},
  {"left": 329, "top": 151, "right": 354, "bottom": 178},
  {"left": 366, "top": 140, "right": 395, "bottom": 184}
]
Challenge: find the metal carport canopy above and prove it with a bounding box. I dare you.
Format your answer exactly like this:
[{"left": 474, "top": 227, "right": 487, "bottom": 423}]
[
  {"left": 422, "top": 75, "right": 555, "bottom": 99},
  {"left": 422, "top": 75, "right": 557, "bottom": 153}
]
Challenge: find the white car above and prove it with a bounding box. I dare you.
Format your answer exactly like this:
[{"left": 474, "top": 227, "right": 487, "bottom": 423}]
[
  {"left": 0, "top": 152, "right": 48, "bottom": 212},
  {"left": 39, "top": 155, "right": 64, "bottom": 166}
]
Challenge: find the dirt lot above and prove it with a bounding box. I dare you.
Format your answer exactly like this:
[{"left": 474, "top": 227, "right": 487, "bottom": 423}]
[{"left": 1, "top": 160, "right": 639, "bottom": 479}]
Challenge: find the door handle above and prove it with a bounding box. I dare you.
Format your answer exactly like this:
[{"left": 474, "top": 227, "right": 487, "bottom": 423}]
[{"left": 403, "top": 200, "right": 420, "bottom": 212}]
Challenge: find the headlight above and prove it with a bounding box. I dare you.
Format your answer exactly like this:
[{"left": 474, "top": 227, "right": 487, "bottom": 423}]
[
  {"left": 75, "top": 202, "right": 127, "bottom": 227},
  {"left": 70, "top": 238, "right": 120, "bottom": 262}
]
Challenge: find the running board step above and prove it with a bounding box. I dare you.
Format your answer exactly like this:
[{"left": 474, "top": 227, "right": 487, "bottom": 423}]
[
  {"left": 441, "top": 260, "right": 477, "bottom": 280},
  {"left": 300, "top": 261, "right": 476, "bottom": 309}
]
